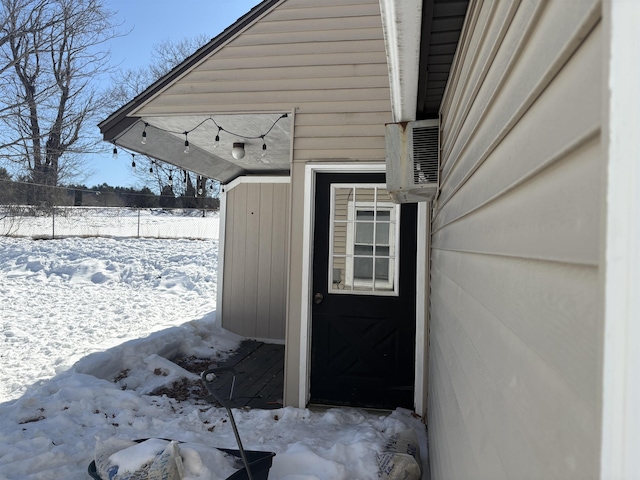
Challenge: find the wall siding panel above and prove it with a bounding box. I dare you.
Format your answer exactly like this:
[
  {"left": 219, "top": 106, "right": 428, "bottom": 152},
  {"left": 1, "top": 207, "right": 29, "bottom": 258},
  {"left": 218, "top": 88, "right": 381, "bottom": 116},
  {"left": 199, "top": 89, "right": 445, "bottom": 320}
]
[
  {"left": 434, "top": 23, "right": 602, "bottom": 233},
  {"left": 233, "top": 27, "right": 384, "bottom": 46},
  {"left": 431, "top": 322, "right": 511, "bottom": 479},
  {"left": 432, "top": 139, "right": 601, "bottom": 265},
  {"left": 269, "top": 184, "right": 289, "bottom": 340},
  {"left": 428, "top": 0, "right": 604, "bottom": 478},
  {"left": 221, "top": 182, "right": 289, "bottom": 341},
  {"left": 440, "top": 0, "right": 600, "bottom": 194},
  {"left": 431, "top": 255, "right": 599, "bottom": 477},
  {"left": 256, "top": 184, "right": 275, "bottom": 339}
]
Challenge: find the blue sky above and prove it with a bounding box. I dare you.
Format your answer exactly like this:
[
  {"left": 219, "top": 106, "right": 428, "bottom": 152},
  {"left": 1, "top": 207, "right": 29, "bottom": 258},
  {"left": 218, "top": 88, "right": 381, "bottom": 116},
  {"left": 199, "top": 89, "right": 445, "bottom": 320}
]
[{"left": 85, "top": 0, "right": 261, "bottom": 188}]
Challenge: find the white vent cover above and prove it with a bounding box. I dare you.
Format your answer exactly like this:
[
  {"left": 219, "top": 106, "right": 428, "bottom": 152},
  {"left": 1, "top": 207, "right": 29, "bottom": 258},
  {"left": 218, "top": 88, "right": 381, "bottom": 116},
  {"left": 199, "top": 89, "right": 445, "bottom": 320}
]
[{"left": 385, "top": 119, "right": 440, "bottom": 203}]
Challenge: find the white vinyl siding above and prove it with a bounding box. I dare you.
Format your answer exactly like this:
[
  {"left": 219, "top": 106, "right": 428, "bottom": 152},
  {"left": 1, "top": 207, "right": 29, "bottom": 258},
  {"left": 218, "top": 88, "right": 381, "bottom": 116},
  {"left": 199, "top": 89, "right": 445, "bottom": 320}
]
[
  {"left": 428, "top": 0, "right": 604, "bottom": 478},
  {"left": 222, "top": 181, "right": 290, "bottom": 341}
]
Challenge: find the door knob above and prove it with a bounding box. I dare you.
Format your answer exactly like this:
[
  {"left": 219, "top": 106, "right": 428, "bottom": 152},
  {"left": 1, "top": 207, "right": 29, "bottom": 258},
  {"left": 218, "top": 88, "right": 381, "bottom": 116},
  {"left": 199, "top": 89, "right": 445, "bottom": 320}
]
[{"left": 313, "top": 292, "right": 324, "bottom": 305}]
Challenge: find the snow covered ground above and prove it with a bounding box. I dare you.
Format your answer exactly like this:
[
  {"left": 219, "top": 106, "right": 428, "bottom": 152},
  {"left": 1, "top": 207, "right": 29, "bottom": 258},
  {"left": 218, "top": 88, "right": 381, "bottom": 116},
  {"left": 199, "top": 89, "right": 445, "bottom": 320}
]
[{"left": 0, "top": 212, "right": 428, "bottom": 479}]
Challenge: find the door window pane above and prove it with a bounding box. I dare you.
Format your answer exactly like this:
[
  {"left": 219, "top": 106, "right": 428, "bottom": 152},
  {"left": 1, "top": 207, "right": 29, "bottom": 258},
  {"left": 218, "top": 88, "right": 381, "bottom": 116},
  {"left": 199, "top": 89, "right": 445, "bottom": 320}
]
[
  {"left": 331, "top": 256, "right": 349, "bottom": 291},
  {"left": 354, "top": 257, "right": 373, "bottom": 282},
  {"left": 375, "top": 257, "right": 394, "bottom": 289},
  {"left": 375, "top": 258, "right": 389, "bottom": 280},
  {"left": 355, "top": 220, "right": 374, "bottom": 244},
  {"left": 328, "top": 184, "right": 399, "bottom": 296}
]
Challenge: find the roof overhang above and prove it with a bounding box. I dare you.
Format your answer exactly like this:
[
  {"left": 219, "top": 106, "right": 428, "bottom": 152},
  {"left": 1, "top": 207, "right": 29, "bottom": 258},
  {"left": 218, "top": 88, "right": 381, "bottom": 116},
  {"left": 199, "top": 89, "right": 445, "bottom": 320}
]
[
  {"left": 380, "top": 0, "right": 469, "bottom": 122},
  {"left": 101, "top": 112, "right": 292, "bottom": 184},
  {"left": 379, "top": 0, "right": 423, "bottom": 123}
]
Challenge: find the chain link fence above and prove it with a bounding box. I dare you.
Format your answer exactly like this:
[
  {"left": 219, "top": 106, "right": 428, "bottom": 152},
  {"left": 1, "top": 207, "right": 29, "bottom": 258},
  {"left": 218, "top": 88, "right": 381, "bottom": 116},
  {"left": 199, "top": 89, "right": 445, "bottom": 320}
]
[{"left": 0, "top": 206, "right": 219, "bottom": 240}]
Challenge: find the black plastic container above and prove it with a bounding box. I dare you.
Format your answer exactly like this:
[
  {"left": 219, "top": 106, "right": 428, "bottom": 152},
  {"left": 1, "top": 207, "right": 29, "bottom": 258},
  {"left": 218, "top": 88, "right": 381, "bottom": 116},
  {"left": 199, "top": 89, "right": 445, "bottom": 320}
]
[
  {"left": 219, "top": 448, "right": 276, "bottom": 480},
  {"left": 88, "top": 447, "right": 275, "bottom": 480}
]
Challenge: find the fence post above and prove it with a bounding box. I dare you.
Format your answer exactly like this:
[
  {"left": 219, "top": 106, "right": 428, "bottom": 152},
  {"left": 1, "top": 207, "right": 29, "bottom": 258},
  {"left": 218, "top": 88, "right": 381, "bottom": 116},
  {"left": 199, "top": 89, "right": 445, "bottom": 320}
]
[
  {"left": 52, "top": 207, "right": 55, "bottom": 239},
  {"left": 137, "top": 208, "right": 141, "bottom": 238}
]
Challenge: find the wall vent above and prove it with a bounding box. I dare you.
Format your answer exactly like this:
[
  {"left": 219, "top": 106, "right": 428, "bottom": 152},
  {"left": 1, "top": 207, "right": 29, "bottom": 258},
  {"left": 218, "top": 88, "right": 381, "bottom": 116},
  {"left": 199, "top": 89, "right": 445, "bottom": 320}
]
[{"left": 385, "top": 119, "right": 440, "bottom": 203}]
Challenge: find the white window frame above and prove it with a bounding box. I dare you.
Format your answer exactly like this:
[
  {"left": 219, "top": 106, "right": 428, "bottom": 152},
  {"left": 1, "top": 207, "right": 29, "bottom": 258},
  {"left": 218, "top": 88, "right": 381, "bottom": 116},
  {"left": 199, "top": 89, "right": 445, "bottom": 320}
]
[{"left": 328, "top": 184, "right": 400, "bottom": 296}]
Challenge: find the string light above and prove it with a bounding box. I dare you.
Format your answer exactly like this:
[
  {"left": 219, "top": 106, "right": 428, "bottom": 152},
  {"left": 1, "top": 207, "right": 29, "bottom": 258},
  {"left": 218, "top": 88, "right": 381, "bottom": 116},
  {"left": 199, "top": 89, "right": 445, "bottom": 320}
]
[
  {"left": 232, "top": 142, "right": 245, "bottom": 160},
  {"left": 103, "top": 113, "right": 288, "bottom": 195},
  {"left": 197, "top": 175, "right": 205, "bottom": 196},
  {"left": 183, "top": 132, "right": 190, "bottom": 154},
  {"left": 120, "top": 113, "right": 288, "bottom": 160},
  {"left": 213, "top": 126, "right": 222, "bottom": 148},
  {"left": 261, "top": 135, "right": 267, "bottom": 158},
  {"left": 103, "top": 145, "right": 221, "bottom": 201}
]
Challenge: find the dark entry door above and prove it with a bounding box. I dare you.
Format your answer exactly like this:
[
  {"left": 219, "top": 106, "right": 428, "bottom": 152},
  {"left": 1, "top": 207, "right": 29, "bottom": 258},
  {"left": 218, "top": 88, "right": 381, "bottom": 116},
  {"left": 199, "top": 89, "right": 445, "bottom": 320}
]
[{"left": 310, "top": 173, "right": 417, "bottom": 409}]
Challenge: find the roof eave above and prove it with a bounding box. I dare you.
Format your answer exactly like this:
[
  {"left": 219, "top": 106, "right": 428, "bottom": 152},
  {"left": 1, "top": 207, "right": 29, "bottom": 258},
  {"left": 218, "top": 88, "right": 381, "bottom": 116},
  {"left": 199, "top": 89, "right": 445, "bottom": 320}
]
[{"left": 379, "top": 0, "right": 423, "bottom": 123}]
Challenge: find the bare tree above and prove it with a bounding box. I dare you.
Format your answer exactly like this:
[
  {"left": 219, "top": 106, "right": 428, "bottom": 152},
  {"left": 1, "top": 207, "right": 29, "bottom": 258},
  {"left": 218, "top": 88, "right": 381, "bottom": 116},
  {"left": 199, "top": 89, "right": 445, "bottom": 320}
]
[
  {"left": 0, "top": 0, "right": 48, "bottom": 78},
  {"left": 141, "top": 159, "right": 216, "bottom": 208},
  {"left": 109, "top": 34, "right": 219, "bottom": 202},
  {"left": 148, "top": 35, "right": 209, "bottom": 79},
  {"left": 108, "top": 34, "right": 209, "bottom": 107},
  {"left": 0, "top": 0, "right": 49, "bottom": 147},
  {"left": 0, "top": 0, "right": 119, "bottom": 204}
]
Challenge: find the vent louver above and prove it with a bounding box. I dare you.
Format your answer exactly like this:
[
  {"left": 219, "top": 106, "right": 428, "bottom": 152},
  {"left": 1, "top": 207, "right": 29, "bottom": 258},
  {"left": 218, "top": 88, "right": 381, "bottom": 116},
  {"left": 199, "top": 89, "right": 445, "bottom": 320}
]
[
  {"left": 412, "top": 125, "right": 439, "bottom": 185},
  {"left": 385, "top": 119, "right": 440, "bottom": 203}
]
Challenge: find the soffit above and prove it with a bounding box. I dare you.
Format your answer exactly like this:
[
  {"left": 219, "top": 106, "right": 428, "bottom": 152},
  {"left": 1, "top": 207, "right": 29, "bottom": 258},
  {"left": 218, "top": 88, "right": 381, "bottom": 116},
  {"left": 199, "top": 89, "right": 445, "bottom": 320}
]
[
  {"left": 417, "top": 0, "right": 470, "bottom": 119},
  {"left": 112, "top": 113, "right": 291, "bottom": 184}
]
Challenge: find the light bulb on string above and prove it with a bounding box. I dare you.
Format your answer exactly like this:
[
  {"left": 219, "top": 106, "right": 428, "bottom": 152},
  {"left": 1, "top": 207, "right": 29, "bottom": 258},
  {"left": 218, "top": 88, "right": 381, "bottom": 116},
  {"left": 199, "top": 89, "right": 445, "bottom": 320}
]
[
  {"left": 132, "top": 112, "right": 289, "bottom": 164},
  {"left": 261, "top": 136, "right": 267, "bottom": 158},
  {"left": 232, "top": 142, "right": 245, "bottom": 160},
  {"left": 183, "top": 132, "right": 190, "bottom": 154},
  {"left": 112, "top": 145, "right": 118, "bottom": 160},
  {"left": 131, "top": 154, "right": 136, "bottom": 168}
]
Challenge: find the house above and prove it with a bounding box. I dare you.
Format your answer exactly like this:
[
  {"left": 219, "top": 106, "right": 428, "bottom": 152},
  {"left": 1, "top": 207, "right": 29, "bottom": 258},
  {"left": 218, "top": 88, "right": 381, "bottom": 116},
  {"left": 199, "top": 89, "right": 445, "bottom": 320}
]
[{"left": 99, "top": 0, "right": 640, "bottom": 478}]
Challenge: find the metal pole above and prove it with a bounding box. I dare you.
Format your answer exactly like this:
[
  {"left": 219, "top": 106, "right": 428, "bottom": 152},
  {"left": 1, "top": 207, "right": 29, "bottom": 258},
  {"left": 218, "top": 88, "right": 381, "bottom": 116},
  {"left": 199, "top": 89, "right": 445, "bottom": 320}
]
[
  {"left": 226, "top": 405, "right": 254, "bottom": 480},
  {"left": 201, "top": 369, "right": 253, "bottom": 480},
  {"left": 137, "top": 208, "right": 141, "bottom": 238}
]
